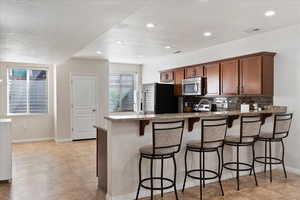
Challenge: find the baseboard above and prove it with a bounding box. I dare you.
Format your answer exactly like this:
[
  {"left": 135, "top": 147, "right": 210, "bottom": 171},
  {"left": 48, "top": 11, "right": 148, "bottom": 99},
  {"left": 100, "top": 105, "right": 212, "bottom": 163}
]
[
  {"left": 110, "top": 166, "right": 265, "bottom": 200},
  {"left": 13, "top": 137, "right": 54, "bottom": 143},
  {"left": 286, "top": 166, "right": 300, "bottom": 175},
  {"left": 54, "top": 138, "right": 72, "bottom": 142}
]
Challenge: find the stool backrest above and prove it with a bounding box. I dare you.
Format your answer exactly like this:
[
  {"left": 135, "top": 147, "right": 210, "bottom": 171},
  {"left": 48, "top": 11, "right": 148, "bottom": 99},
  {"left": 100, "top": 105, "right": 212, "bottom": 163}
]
[
  {"left": 201, "top": 118, "right": 228, "bottom": 148},
  {"left": 273, "top": 113, "right": 293, "bottom": 138},
  {"left": 240, "top": 115, "right": 262, "bottom": 143},
  {"left": 152, "top": 120, "right": 185, "bottom": 155}
]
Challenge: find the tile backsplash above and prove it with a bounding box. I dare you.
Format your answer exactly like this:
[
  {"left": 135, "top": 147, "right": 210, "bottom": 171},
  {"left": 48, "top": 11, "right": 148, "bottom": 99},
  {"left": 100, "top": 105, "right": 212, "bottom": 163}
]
[{"left": 183, "top": 96, "right": 273, "bottom": 111}]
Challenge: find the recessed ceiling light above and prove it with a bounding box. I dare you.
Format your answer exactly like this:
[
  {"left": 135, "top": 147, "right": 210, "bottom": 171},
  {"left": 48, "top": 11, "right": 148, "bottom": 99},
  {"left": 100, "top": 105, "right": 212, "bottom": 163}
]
[
  {"left": 116, "top": 41, "right": 123, "bottom": 45},
  {"left": 203, "top": 32, "right": 212, "bottom": 37},
  {"left": 0, "top": 79, "right": 2, "bottom": 83},
  {"left": 265, "top": 10, "right": 276, "bottom": 17},
  {"left": 96, "top": 51, "right": 102, "bottom": 55},
  {"left": 146, "top": 23, "right": 155, "bottom": 28},
  {"left": 165, "top": 46, "right": 171, "bottom": 49}
]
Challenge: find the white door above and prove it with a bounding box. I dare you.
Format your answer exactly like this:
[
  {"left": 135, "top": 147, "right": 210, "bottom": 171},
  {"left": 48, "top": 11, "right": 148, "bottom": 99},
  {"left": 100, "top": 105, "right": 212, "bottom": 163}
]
[{"left": 71, "top": 75, "right": 97, "bottom": 140}]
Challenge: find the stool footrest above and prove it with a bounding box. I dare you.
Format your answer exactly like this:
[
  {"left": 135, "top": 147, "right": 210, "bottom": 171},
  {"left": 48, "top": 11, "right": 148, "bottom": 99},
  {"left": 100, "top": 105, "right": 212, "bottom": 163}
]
[
  {"left": 223, "top": 162, "right": 252, "bottom": 171},
  {"left": 140, "top": 177, "right": 174, "bottom": 190},
  {"left": 255, "top": 156, "right": 282, "bottom": 165},
  {"left": 187, "top": 169, "right": 219, "bottom": 180}
]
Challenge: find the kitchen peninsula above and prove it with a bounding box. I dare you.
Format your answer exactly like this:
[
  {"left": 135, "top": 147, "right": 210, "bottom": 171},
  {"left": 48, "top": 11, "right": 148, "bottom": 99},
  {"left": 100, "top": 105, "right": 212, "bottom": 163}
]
[{"left": 95, "top": 106, "right": 287, "bottom": 200}]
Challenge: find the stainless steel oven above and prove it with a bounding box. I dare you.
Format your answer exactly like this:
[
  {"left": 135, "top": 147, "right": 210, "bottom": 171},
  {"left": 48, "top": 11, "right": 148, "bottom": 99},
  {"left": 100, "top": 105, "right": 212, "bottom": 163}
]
[{"left": 182, "top": 77, "right": 206, "bottom": 96}]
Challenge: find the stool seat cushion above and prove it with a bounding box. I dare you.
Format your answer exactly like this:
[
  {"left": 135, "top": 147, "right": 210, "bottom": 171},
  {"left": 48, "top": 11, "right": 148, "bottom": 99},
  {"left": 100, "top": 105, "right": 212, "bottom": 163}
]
[
  {"left": 187, "top": 140, "right": 222, "bottom": 149},
  {"left": 140, "top": 145, "right": 177, "bottom": 155},
  {"left": 225, "top": 135, "right": 254, "bottom": 143},
  {"left": 258, "top": 132, "right": 287, "bottom": 139}
]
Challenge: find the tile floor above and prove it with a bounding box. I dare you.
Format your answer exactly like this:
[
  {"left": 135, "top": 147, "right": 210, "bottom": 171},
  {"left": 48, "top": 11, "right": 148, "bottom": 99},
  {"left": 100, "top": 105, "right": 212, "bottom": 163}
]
[{"left": 0, "top": 140, "right": 299, "bottom": 200}]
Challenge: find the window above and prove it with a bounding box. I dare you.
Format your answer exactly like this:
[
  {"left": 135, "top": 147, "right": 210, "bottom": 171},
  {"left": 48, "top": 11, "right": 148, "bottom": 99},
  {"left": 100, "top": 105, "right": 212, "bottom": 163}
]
[
  {"left": 8, "top": 69, "right": 48, "bottom": 114},
  {"left": 109, "top": 73, "right": 136, "bottom": 112}
]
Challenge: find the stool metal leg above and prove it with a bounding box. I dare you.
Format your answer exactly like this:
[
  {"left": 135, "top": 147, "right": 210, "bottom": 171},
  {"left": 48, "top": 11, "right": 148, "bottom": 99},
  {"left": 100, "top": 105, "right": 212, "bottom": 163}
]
[
  {"left": 202, "top": 151, "right": 206, "bottom": 188},
  {"left": 161, "top": 156, "right": 164, "bottom": 197},
  {"left": 281, "top": 140, "right": 288, "bottom": 179},
  {"left": 182, "top": 148, "right": 188, "bottom": 192},
  {"left": 150, "top": 157, "right": 154, "bottom": 200},
  {"left": 217, "top": 148, "right": 224, "bottom": 196},
  {"left": 252, "top": 143, "right": 258, "bottom": 186},
  {"left": 220, "top": 146, "right": 224, "bottom": 178},
  {"left": 172, "top": 154, "right": 179, "bottom": 200},
  {"left": 237, "top": 145, "right": 240, "bottom": 191},
  {"left": 135, "top": 155, "right": 142, "bottom": 200},
  {"left": 269, "top": 141, "right": 272, "bottom": 182},
  {"left": 264, "top": 141, "right": 267, "bottom": 174},
  {"left": 200, "top": 150, "right": 203, "bottom": 200}
]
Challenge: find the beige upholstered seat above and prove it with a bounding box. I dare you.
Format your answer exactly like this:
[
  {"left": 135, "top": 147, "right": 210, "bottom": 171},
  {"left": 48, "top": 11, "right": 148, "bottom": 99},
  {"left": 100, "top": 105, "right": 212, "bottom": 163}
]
[
  {"left": 259, "top": 132, "right": 287, "bottom": 139},
  {"left": 225, "top": 135, "right": 255, "bottom": 143},
  {"left": 187, "top": 140, "right": 223, "bottom": 149}
]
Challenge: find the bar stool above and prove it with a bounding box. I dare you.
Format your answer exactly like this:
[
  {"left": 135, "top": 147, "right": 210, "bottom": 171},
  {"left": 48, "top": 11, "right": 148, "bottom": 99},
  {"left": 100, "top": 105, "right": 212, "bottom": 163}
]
[
  {"left": 135, "top": 120, "right": 185, "bottom": 200},
  {"left": 253, "top": 113, "right": 293, "bottom": 182},
  {"left": 182, "top": 118, "right": 228, "bottom": 200},
  {"left": 221, "top": 115, "right": 261, "bottom": 191}
]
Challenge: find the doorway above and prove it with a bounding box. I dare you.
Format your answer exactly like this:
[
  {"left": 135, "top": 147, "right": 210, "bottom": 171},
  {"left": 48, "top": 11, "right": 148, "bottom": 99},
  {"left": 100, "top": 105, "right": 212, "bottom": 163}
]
[{"left": 71, "top": 74, "right": 97, "bottom": 140}]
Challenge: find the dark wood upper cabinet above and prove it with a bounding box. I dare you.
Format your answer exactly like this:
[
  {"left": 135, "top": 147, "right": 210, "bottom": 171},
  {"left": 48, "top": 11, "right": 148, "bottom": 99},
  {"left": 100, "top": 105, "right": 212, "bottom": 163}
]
[
  {"left": 204, "top": 63, "right": 220, "bottom": 96},
  {"left": 239, "top": 54, "right": 274, "bottom": 95},
  {"left": 221, "top": 59, "right": 239, "bottom": 95},
  {"left": 174, "top": 69, "right": 185, "bottom": 96},
  {"left": 185, "top": 65, "right": 204, "bottom": 78},
  {"left": 159, "top": 52, "right": 275, "bottom": 97},
  {"left": 160, "top": 71, "right": 174, "bottom": 83},
  {"left": 240, "top": 56, "right": 262, "bottom": 95}
]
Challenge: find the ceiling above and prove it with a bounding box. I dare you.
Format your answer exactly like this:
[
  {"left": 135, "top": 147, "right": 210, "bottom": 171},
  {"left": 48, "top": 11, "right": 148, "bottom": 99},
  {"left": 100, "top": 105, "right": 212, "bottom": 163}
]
[
  {"left": 75, "top": 0, "right": 300, "bottom": 64},
  {"left": 0, "top": 0, "right": 147, "bottom": 64},
  {"left": 1, "top": 0, "right": 300, "bottom": 65}
]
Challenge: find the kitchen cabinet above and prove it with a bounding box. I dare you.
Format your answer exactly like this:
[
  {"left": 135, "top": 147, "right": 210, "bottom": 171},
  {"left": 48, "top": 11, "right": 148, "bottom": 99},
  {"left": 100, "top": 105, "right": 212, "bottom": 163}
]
[
  {"left": 160, "top": 71, "right": 174, "bottom": 82},
  {"left": 204, "top": 63, "right": 220, "bottom": 95},
  {"left": 185, "top": 65, "right": 204, "bottom": 78},
  {"left": 160, "top": 52, "right": 275, "bottom": 97},
  {"left": 221, "top": 59, "right": 239, "bottom": 95},
  {"left": 174, "top": 68, "right": 185, "bottom": 96},
  {"left": 239, "top": 54, "right": 274, "bottom": 95}
]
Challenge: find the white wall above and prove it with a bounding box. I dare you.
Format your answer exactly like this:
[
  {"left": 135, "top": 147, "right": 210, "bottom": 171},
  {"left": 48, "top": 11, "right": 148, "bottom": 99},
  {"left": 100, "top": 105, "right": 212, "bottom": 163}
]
[
  {"left": 142, "top": 24, "right": 300, "bottom": 171},
  {"left": 0, "top": 62, "right": 55, "bottom": 142},
  {"left": 56, "top": 58, "right": 109, "bottom": 141}
]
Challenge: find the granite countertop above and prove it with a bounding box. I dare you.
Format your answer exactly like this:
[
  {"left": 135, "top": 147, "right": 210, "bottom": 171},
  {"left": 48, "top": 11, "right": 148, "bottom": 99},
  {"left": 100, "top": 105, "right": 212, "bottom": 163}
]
[
  {"left": 0, "top": 118, "right": 12, "bottom": 123},
  {"left": 104, "top": 106, "right": 287, "bottom": 121}
]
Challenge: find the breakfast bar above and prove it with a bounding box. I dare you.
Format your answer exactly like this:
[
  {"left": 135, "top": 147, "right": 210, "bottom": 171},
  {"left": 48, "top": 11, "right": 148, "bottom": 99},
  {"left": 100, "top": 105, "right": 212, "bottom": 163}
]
[{"left": 95, "top": 106, "right": 287, "bottom": 200}]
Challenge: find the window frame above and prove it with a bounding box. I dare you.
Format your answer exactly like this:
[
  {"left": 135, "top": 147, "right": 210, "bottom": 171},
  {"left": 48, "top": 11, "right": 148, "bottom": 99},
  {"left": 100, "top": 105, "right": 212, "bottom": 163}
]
[
  {"left": 109, "top": 72, "right": 138, "bottom": 114},
  {"left": 7, "top": 67, "right": 49, "bottom": 116}
]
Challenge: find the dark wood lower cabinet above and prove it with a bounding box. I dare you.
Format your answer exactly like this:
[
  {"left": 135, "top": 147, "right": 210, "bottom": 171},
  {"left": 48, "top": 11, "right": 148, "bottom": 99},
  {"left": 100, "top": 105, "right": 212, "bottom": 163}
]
[{"left": 96, "top": 127, "right": 107, "bottom": 193}]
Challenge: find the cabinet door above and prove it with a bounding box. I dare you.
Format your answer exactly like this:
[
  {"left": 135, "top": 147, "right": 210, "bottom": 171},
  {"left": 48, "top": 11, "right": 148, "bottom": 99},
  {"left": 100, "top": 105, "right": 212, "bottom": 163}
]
[
  {"left": 174, "top": 69, "right": 185, "bottom": 96},
  {"left": 204, "top": 63, "right": 220, "bottom": 95},
  {"left": 160, "top": 71, "right": 174, "bottom": 82},
  {"left": 221, "top": 59, "right": 239, "bottom": 95},
  {"left": 185, "top": 65, "right": 204, "bottom": 78},
  {"left": 240, "top": 56, "right": 262, "bottom": 95}
]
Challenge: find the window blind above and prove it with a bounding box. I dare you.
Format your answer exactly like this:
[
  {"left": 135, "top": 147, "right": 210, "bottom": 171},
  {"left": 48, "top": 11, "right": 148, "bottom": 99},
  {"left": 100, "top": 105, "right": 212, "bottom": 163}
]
[
  {"left": 109, "top": 73, "right": 135, "bottom": 112},
  {"left": 8, "top": 69, "right": 48, "bottom": 114}
]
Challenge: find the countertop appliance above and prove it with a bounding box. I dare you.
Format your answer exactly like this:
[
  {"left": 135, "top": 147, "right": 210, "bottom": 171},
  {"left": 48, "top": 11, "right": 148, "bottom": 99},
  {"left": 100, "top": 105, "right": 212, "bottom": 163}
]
[
  {"left": 182, "top": 77, "right": 206, "bottom": 96},
  {"left": 193, "top": 99, "right": 212, "bottom": 112},
  {"left": 142, "top": 83, "right": 178, "bottom": 114},
  {"left": 0, "top": 119, "right": 12, "bottom": 182}
]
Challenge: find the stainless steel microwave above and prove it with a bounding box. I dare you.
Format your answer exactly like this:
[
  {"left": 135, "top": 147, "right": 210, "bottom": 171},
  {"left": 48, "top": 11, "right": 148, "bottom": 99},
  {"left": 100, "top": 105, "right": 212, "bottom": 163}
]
[{"left": 182, "top": 77, "right": 206, "bottom": 96}]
